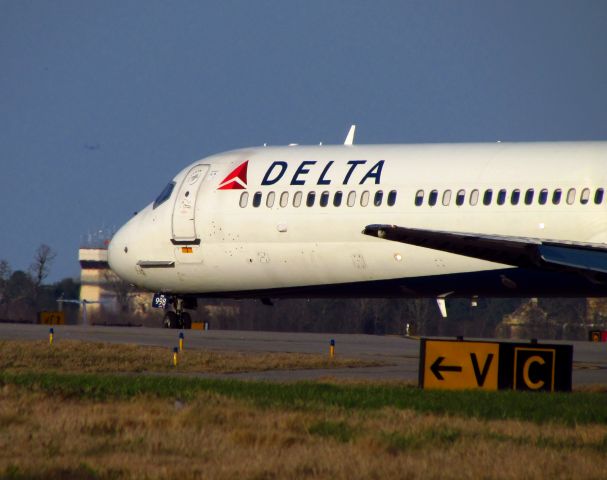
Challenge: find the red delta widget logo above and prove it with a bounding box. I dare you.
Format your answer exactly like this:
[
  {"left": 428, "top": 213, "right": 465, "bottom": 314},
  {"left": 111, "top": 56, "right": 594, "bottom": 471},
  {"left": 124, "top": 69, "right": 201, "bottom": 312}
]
[
  {"left": 217, "top": 159, "right": 384, "bottom": 190},
  {"left": 217, "top": 161, "right": 248, "bottom": 190}
]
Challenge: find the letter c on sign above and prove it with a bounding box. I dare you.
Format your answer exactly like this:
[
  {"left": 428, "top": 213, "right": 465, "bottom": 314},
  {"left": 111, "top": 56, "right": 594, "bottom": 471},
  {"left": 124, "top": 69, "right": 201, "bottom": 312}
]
[{"left": 523, "top": 355, "right": 545, "bottom": 390}]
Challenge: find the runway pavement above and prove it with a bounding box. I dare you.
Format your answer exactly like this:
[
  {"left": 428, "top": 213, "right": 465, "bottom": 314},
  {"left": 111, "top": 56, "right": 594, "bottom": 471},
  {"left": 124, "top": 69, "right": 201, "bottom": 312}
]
[{"left": 0, "top": 322, "right": 605, "bottom": 386}]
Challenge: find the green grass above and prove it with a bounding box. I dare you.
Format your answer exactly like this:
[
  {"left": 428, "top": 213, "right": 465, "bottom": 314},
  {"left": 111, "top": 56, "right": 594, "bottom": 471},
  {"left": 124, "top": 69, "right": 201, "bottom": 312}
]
[
  {"left": 307, "top": 420, "right": 357, "bottom": 443},
  {"left": 1, "top": 371, "right": 606, "bottom": 426},
  {"left": 380, "top": 427, "right": 462, "bottom": 453}
]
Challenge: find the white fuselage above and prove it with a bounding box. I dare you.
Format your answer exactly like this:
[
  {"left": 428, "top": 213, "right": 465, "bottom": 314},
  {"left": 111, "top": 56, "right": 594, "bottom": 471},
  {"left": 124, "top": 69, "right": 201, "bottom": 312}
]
[{"left": 108, "top": 141, "right": 607, "bottom": 298}]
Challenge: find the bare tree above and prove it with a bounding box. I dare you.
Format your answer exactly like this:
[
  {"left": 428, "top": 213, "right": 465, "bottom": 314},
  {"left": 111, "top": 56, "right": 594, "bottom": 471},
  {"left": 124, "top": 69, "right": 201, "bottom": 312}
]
[
  {"left": 0, "top": 260, "right": 11, "bottom": 316},
  {"left": 25, "top": 244, "right": 56, "bottom": 310},
  {"left": 29, "top": 244, "right": 56, "bottom": 289},
  {"left": 0, "top": 259, "right": 10, "bottom": 290}
]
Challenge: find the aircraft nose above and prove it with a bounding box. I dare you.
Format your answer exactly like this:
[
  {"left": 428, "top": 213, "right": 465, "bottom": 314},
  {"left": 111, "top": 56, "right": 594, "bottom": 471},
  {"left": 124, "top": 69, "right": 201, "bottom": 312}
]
[{"left": 108, "top": 223, "right": 134, "bottom": 282}]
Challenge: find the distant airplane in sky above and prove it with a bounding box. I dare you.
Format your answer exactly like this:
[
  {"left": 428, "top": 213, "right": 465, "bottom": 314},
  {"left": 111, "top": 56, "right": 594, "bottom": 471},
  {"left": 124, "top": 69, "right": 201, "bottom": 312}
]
[{"left": 108, "top": 127, "right": 607, "bottom": 328}]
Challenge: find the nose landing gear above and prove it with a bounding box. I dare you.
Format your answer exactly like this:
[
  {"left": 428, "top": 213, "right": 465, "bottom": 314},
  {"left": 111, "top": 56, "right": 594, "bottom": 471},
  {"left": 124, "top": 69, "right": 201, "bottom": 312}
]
[
  {"left": 162, "top": 296, "right": 193, "bottom": 329},
  {"left": 163, "top": 311, "right": 192, "bottom": 329}
]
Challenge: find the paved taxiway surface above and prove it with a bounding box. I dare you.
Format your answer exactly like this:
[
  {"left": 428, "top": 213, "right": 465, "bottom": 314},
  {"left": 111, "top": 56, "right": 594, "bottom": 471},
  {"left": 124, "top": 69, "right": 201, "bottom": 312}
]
[{"left": 1, "top": 323, "right": 605, "bottom": 386}]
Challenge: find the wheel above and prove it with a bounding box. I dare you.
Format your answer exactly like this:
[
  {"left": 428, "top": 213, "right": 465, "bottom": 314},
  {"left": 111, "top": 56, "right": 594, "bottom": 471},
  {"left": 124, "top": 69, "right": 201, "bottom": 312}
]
[
  {"left": 181, "top": 312, "right": 192, "bottom": 329},
  {"left": 163, "top": 311, "right": 178, "bottom": 329}
]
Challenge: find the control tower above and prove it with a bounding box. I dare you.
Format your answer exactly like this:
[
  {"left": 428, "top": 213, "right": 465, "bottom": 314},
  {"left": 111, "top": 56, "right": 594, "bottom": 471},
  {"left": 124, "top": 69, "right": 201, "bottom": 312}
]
[{"left": 78, "top": 230, "right": 117, "bottom": 319}]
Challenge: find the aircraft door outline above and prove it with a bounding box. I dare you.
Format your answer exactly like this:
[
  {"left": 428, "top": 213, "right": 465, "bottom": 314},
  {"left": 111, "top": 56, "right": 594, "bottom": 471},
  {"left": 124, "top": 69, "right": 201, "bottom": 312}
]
[{"left": 172, "top": 164, "right": 210, "bottom": 242}]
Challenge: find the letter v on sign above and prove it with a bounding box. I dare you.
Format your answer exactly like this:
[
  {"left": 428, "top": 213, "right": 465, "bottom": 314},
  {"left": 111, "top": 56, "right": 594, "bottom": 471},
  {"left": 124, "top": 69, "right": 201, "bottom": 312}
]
[
  {"left": 218, "top": 161, "right": 248, "bottom": 190},
  {"left": 470, "top": 353, "right": 494, "bottom": 387},
  {"left": 422, "top": 340, "right": 499, "bottom": 390}
]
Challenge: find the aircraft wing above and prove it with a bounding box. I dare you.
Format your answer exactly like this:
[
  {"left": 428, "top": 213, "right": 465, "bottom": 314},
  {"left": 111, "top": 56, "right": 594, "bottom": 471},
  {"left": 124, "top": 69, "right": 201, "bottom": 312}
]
[{"left": 362, "top": 224, "right": 607, "bottom": 279}]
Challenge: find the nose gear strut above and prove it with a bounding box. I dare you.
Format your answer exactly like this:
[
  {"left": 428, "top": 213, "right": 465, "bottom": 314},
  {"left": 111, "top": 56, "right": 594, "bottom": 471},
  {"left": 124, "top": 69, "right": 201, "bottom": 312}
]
[{"left": 162, "top": 296, "right": 192, "bottom": 329}]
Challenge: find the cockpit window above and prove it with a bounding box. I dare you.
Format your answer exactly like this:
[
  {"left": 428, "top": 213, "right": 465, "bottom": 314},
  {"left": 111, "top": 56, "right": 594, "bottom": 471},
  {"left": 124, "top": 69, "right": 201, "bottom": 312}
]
[{"left": 153, "top": 182, "right": 175, "bottom": 209}]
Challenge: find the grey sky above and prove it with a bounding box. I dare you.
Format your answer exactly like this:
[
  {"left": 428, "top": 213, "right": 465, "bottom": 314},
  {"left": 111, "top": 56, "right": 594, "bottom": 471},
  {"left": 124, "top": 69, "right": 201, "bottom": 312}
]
[{"left": 1, "top": 0, "right": 606, "bottom": 281}]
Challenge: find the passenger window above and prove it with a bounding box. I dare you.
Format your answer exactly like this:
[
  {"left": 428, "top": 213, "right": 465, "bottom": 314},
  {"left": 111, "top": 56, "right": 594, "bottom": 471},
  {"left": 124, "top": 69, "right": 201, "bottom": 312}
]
[
  {"left": 280, "top": 191, "right": 289, "bottom": 208},
  {"left": 347, "top": 191, "right": 356, "bottom": 207},
  {"left": 293, "top": 191, "right": 302, "bottom": 207},
  {"left": 552, "top": 189, "right": 562, "bottom": 205},
  {"left": 334, "top": 191, "right": 343, "bottom": 207},
  {"left": 469, "top": 189, "right": 479, "bottom": 206},
  {"left": 524, "top": 189, "right": 534, "bottom": 205},
  {"left": 387, "top": 190, "right": 397, "bottom": 206},
  {"left": 442, "top": 190, "right": 452, "bottom": 206},
  {"left": 538, "top": 189, "right": 548, "bottom": 205},
  {"left": 595, "top": 188, "right": 604, "bottom": 205},
  {"left": 567, "top": 188, "right": 576, "bottom": 205},
  {"left": 374, "top": 190, "right": 383, "bottom": 206},
  {"left": 456, "top": 189, "right": 465, "bottom": 206},
  {"left": 306, "top": 191, "right": 316, "bottom": 207},
  {"left": 428, "top": 190, "right": 438, "bottom": 206},
  {"left": 415, "top": 190, "right": 424, "bottom": 206},
  {"left": 266, "top": 191, "right": 275, "bottom": 208},
  {"left": 497, "top": 189, "right": 506, "bottom": 205},
  {"left": 320, "top": 191, "right": 329, "bottom": 207},
  {"left": 253, "top": 192, "right": 262, "bottom": 208},
  {"left": 360, "top": 191, "right": 370, "bottom": 207},
  {"left": 483, "top": 189, "right": 492, "bottom": 206},
  {"left": 580, "top": 188, "right": 590, "bottom": 205},
  {"left": 153, "top": 182, "right": 176, "bottom": 209},
  {"left": 511, "top": 189, "right": 520, "bottom": 205},
  {"left": 239, "top": 191, "right": 249, "bottom": 208}
]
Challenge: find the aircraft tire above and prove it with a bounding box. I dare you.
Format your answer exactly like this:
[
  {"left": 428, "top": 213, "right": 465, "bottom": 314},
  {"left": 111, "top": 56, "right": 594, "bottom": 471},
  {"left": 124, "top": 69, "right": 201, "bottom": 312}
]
[
  {"left": 181, "top": 312, "right": 192, "bottom": 330},
  {"left": 163, "top": 311, "right": 178, "bottom": 329}
]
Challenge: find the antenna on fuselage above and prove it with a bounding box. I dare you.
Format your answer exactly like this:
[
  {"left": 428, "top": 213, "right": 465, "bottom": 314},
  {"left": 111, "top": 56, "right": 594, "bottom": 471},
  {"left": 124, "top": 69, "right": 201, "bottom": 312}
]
[{"left": 344, "top": 125, "right": 356, "bottom": 146}]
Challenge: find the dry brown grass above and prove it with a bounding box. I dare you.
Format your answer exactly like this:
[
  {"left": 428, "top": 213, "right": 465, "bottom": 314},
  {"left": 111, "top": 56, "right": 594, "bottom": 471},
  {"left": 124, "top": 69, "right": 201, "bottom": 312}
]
[
  {"left": 1, "top": 385, "right": 606, "bottom": 480},
  {"left": 0, "top": 340, "right": 382, "bottom": 375}
]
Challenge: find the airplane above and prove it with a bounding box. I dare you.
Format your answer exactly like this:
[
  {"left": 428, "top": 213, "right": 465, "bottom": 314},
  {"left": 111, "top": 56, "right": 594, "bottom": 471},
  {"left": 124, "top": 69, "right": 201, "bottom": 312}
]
[{"left": 107, "top": 126, "right": 607, "bottom": 328}]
